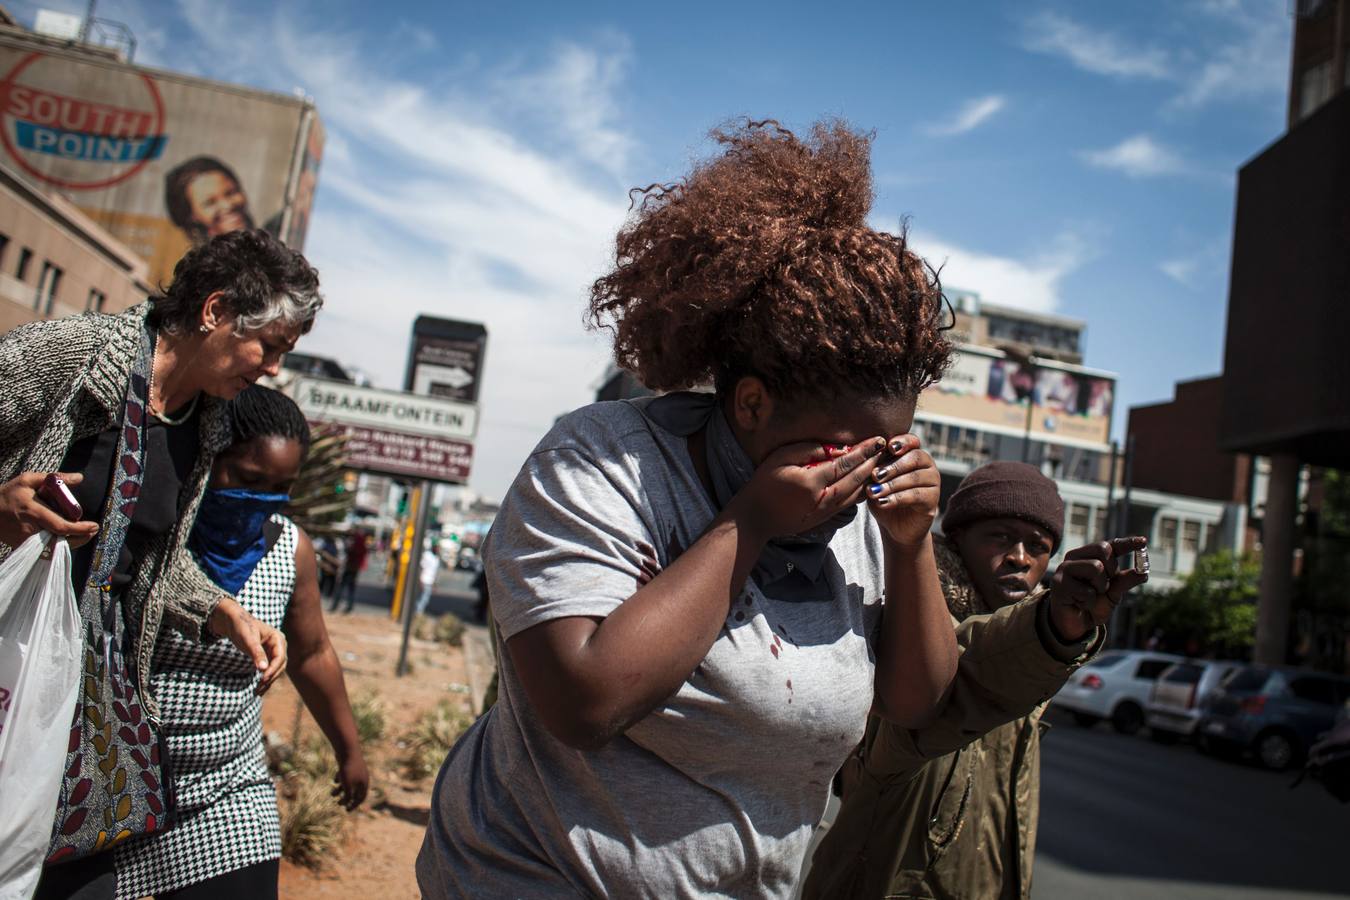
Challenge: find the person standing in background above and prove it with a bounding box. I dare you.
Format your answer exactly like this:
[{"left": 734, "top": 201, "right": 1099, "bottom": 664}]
[
  {"left": 314, "top": 533, "right": 344, "bottom": 601},
  {"left": 330, "top": 530, "right": 368, "bottom": 614},
  {"left": 415, "top": 538, "right": 441, "bottom": 616}
]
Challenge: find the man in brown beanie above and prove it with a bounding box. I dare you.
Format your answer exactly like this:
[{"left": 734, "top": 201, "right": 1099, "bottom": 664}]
[{"left": 804, "top": 462, "right": 1148, "bottom": 900}]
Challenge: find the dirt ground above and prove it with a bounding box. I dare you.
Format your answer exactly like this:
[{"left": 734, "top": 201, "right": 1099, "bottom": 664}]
[{"left": 262, "top": 608, "right": 495, "bottom": 899}]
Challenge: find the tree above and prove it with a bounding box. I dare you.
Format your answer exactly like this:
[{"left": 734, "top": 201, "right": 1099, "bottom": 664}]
[{"left": 1135, "top": 550, "right": 1260, "bottom": 658}]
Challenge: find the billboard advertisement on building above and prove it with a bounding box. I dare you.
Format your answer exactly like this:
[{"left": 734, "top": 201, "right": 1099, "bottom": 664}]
[
  {"left": 0, "top": 38, "right": 320, "bottom": 286},
  {"left": 918, "top": 346, "right": 1115, "bottom": 446}
]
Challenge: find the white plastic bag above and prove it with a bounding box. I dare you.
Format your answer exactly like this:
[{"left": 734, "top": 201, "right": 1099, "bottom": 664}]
[{"left": 0, "top": 533, "right": 83, "bottom": 900}]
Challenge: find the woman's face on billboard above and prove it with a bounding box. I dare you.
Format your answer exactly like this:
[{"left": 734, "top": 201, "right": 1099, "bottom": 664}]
[{"left": 187, "top": 171, "right": 253, "bottom": 237}]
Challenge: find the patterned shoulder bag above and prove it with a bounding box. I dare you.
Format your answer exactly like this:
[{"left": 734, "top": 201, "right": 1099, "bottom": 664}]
[{"left": 46, "top": 326, "right": 177, "bottom": 864}]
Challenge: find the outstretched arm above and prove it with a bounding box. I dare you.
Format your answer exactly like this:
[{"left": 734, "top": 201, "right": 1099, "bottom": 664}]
[{"left": 864, "top": 538, "right": 1146, "bottom": 780}]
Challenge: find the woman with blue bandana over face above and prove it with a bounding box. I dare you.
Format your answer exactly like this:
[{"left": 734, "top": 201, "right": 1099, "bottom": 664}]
[{"left": 112, "top": 386, "right": 369, "bottom": 900}]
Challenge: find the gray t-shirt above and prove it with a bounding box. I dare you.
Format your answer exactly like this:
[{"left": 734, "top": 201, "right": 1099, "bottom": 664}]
[{"left": 418, "top": 399, "right": 885, "bottom": 899}]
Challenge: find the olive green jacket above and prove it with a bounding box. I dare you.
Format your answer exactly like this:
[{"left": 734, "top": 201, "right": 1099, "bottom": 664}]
[
  {"left": 0, "top": 305, "right": 232, "bottom": 721},
  {"left": 802, "top": 541, "right": 1102, "bottom": 900}
]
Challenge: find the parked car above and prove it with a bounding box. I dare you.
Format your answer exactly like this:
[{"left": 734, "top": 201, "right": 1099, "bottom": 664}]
[
  {"left": 456, "top": 546, "right": 482, "bottom": 572},
  {"left": 1145, "top": 659, "right": 1244, "bottom": 743},
  {"left": 1051, "top": 650, "right": 1184, "bottom": 734},
  {"left": 1197, "top": 665, "right": 1350, "bottom": 771}
]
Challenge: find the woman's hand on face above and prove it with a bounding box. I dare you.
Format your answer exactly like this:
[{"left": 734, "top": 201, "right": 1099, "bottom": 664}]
[
  {"left": 208, "top": 598, "right": 288, "bottom": 693},
  {"left": 866, "top": 436, "right": 940, "bottom": 553},
  {"left": 0, "top": 472, "right": 100, "bottom": 549},
  {"left": 333, "top": 752, "right": 370, "bottom": 811},
  {"left": 1048, "top": 537, "right": 1149, "bottom": 642},
  {"left": 730, "top": 438, "right": 889, "bottom": 541}
]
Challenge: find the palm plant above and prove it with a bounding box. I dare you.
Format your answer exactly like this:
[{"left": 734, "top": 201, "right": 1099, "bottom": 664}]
[{"left": 285, "top": 424, "right": 354, "bottom": 539}]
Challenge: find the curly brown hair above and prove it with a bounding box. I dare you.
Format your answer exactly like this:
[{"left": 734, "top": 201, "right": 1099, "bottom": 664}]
[{"left": 588, "top": 119, "right": 953, "bottom": 404}]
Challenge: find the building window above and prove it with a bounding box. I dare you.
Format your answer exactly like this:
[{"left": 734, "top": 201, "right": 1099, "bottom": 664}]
[
  {"left": 1299, "top": 59, "right": 1335, "bottom": 120},
  {"left": 1068, "top": 503, "right": 1091, "bottom": 544},
  {"left": 16, "top": 247, "right": 32, "bottom": 281},
  {"left": 1182, "top": 520, "right": 1201, "bottom": 555},
  {"left": 1158, "top": 517, "right": 1178, "bottom": 571},
  {"left": 1094, "top": 506, "right": 1109, "bottom": 540},
  {"left": 86, "top": 288, "right": 106, "bottom": 312},
  {"left": 0, "top": 232, "right": 8, "bottom": 267},
  {"left": 35, "top": 262, "right": 62, "bottom": 314}
]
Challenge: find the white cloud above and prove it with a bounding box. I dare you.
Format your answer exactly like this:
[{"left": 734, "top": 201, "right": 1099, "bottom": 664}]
[
  {"left": 1159, "top": 238, "right": 1229, "bottom": 289},
  {"left": 1020, "top": 11, "right": 1171, "bottom": 80},
  {"left": 1082, "top": 134, "right": 1185, "bottom": 177},
  {"left": 889, "top": 226, "right": 1093, "bottom": 315},
  {"left": 1160, "top": 257, "right": 1200, "bottom": 287},
  {"left": 492, "top": 34, "right": 636, "bottom": 176},
  {"left": 1018, "top": 5, "right": 1290, "bottom": 110},
  {"left": 169, "top": 0, "right": 632, "bottom": 500},
  {"left": 924, "top": 95, "right": 1007, "bottom": 137},
  {"left": 1171, "top": 0, "right": 1290, "bottom": 109}
]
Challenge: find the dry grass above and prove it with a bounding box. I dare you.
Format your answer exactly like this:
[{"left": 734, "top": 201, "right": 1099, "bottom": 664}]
[
  {"left": 279, "top": 775, "right": 347, "bottom": 867},
  {"left": 405, "top": 701, "right": 473, "bottom": 780},
  {"left": 413, "top": 612, "right": 466, "bottom": 647},
  {"left": 350, "top": 689, "right": 388, "bottom": 746}
]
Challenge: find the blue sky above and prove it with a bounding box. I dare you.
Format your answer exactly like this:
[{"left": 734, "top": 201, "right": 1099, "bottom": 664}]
[{"left": 13, "top": 0, "right": 1293, "bottom": 499}]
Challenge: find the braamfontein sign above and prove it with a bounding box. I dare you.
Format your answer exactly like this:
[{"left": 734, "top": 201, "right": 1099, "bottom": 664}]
[{"left": 288, "top": 376, "right": 477, "bottom": 484}]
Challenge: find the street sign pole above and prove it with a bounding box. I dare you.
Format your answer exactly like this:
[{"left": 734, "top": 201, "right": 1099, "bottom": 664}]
[{"left": 396, "top": 480, "right": 434, "bottom": 677}]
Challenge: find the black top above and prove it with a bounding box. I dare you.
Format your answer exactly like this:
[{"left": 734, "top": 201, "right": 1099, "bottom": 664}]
[{"left": 61, "top": 405, "right": 202, "bottom": 599}]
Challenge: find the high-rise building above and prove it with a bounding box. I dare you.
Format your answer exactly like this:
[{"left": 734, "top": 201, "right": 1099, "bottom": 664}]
[
  {"left": 1220, "top": 0, "right": 1350, "bottom": 664},
  {"left": 1288, "top": 0, "right": 1350, "bottom": 124}
]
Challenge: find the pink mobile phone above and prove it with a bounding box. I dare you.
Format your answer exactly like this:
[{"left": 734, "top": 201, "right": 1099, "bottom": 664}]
[{"left": 37, "top": 473, "right": 82, "bottom": 521}]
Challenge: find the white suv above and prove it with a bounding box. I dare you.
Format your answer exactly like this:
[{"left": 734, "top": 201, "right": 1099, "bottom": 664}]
[
  {"left": 1052, "top": 650, "right": 1184, "bottom": 734},
  {"left": 1145, "top": 660, "right": 1243, "bottom": 742}
]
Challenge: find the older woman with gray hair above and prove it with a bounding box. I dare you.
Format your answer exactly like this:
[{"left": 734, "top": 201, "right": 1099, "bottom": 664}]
[{"left": 0, "top": 228, "right": 323, "bottom": 900}]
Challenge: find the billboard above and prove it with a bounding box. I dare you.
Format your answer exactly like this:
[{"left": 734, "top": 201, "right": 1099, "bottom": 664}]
[
  {"left": 0, "top": 37, "right": 321, "bottom": 287},
  {"left": 919, "top": 346, "right": 1115, "bottom": 446}
]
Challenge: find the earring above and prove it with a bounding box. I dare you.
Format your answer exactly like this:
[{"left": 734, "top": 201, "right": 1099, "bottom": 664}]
[{"left": 199, "top": 324, "right": 211, "bottom": 334}]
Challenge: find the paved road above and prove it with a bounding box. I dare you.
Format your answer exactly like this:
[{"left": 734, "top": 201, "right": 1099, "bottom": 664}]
[
  {"left": 324, "top": 560, "right": 483, "bottom": 623},
  {"left": 1034, "top": 710, "right": 1349, "bottom": 899}
]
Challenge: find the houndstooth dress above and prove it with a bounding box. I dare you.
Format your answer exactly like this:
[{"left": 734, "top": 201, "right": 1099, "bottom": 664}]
[{"left": 113, "top": 516, "right": 298, "bottom": 898}]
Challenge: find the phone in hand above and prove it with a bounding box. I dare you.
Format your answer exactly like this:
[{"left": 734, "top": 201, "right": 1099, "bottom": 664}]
[{"left": 37, "top": 473, "right": 82, "bottom": 522}]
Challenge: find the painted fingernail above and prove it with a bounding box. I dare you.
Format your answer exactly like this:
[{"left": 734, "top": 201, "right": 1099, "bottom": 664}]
[
  {"left": 873, "top": 466, "right": 889, "bottom": 481},
  {"left": 872, "top": 438, "right": 886, "bottom": 453},
  {"left": 875, "top": 495, "right": 891, "bottom": 505},
  {"left": 889, "top": 438, "right": 906, "bottom": 454},
  {"left": 869, "top": 483, "right": 883, "bottom": 495}
]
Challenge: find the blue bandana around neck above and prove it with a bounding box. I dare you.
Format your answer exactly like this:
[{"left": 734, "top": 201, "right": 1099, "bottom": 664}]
[{"left": 189, "top": 488, "right": 291, "bottom": 593}]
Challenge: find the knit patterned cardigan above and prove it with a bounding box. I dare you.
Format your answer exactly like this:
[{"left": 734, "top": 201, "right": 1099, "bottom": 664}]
[{"left": 0, "top": 304, "right": 233, "bottom": 721}]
